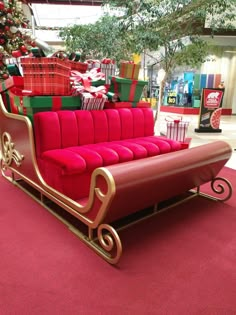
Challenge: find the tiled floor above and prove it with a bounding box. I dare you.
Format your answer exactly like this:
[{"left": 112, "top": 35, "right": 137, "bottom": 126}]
[{"left": 158, "top": 112, "right": 236, "bottom": 170}]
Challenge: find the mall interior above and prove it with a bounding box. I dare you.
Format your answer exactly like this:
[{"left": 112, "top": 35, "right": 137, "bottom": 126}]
[{"left": 0, "top": 1, "right": 236, "bottom": 312}]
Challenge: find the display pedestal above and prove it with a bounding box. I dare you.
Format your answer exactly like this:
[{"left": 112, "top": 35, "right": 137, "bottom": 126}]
[{"left": 195, "top": 128, "right": 222, "bottom": 133}]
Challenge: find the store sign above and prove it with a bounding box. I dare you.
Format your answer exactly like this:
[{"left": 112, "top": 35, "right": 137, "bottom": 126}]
[
  {"left": 167, "top": 91, "right": 177, "bottom": 105},
  {"left": 203, "top": 89, "right": 223, "bottom": 109},
  {"left": 195, "top": 88, "right": 224, "bottom": 133}
]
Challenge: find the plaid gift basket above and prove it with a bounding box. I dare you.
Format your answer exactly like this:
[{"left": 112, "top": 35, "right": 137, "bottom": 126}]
[
  {"left": 70, "top": 61, "right": 88, "bottom": 73},
  {"left": 20, "top": 57, "right": 71, "bottom": 95},
  {"left": 165, "top": 116, "right": 190, "bottom": 143}
]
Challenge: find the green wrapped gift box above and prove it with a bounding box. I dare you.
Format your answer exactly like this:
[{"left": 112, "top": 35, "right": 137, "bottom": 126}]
[
  {"left": 91, "top": 79, "right": 106, "bottom": 87},
  {"left": 6, "top": 89, "right": 81, "bottom": 122},
  {"left": 109, "top": 76, "right": 148, "bottom": 102}
]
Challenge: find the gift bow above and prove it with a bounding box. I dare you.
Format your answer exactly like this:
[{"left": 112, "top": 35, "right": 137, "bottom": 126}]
[
  {"left": 101, "top": 58, "right": 115, "bottom": 64},
  {"left": 70, "top": 68, "right": 105, "bottom": 84},
  {"left": 120, "top": 60, "right": 135, "bottom": 64}
]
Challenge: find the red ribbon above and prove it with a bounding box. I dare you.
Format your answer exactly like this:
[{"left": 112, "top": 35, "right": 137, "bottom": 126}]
[
  {"left": 101, "top": 58, "right": 115, "bottom": 64},
  {"left": 165, "top": 116, "right": 182, "bottom": 123},
  {"left": 8, "top": 88, "right": 26, "bottom": 114},
  {"left": 112, "top": 77, "right": 137, "bottom": 101},
  {"left": 9, "top": 91, "right": 19, "bottom": 114},
  {"left": 10, "top": 87, "right": 33, "bottom": 96},
  {"left": 112, "top": 76, "right": 119, "bottom": 96},
  {"left": 52, "top": 96, "right": 62, "bottom": 111},
  {"left": 131, "top": 64, "right": 137, "bottom": 80},
  {"left": 92, "top": 92, "right": 103, "bottom": 98},
  {"left": 128, "top": 80, "right": 138, "bottom": 101},
  {"left": 81, "top": 77, "right": 92, "bottom": 91}
]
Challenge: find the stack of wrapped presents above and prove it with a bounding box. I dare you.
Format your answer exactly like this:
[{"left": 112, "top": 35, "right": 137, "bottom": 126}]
[
  {"left": 104, "top": 60, "right": 150, "bottom": 109},
  {"left": 0, "top": 53, "right": 151, "bottom": 123}
]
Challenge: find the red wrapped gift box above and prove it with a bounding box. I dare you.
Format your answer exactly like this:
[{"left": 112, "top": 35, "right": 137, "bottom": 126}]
[
  {"left": 21, "top": 57, "right": 71, "bottom": 95},
  {"left": 0, "top": 76, "right": 24, "bottom": 93},
  {"left": 0, "top": 76, "right": 24, "bottom": 112}
]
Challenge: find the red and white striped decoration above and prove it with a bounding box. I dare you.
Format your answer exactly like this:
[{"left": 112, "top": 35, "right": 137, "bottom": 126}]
[{"left": 166, "top": 120, "right": 189, "bottom": 142}]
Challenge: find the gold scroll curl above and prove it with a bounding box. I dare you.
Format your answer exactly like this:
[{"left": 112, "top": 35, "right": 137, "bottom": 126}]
[
  {"left": 210, "top": 177, "right": 233, "bottom": 201},
  {"left": 1, "top": 132, "right": 24, "bottom": 167},
  {"left": 97, "top": 223, "right": 122, "bottom": 264}
]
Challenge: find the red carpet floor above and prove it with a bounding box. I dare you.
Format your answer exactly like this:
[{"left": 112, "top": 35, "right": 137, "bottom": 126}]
[{"left": 0, "top": 167, "right": 236, "bottom": 315}]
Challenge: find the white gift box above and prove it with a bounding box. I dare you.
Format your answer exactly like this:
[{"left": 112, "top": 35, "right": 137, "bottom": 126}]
[
  {"left": 166, "top": 120, "right": 189, "bottom": 142},
  {"left": 100, "top": 63, "right": 116, "bottom": 84},
  {"left": 81, "top": 92, "right": 107, "bottom": 110}
]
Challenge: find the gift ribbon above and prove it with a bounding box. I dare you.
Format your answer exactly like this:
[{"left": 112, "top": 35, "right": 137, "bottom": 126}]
[
  {"left": 9, "top": 87, "right": 33, "bottom": 96},
  {"left": 70, "top": 69, "right": 105, "bottom": 85},
  {"left": 0, "top": 81, "right": 7, "bottom": 93},
  {"left": 101, "top": 58, "right": 115, "bottom": 64},
  {"left": 81, "top": 77, "right": 92, "bottom": 91},
  {"left": 9, "top": 92, "right": 19, "bottom": 114},
  {"left": 128, "top": 80, "right": 138, "bottom": 101},
  {"left": 112, "top": 76, "right": 119, "bottom": 97},
  {"left": 111, "top": 77, "right": 138, "bottom": 102},
  {"left": 52, "top": 96, "right": 63, "bottom": 110},
  {"left": 19, "top": 98, "right": 27, "bottom": 115},
  {"left": 131, "top": 64, "right": 139, "bottom": 80},
  {"left": 8, "top": 88, "right": 20, "bottom": 114},
  {"left": 165, "top": 116, "right": 182, "bottom": 122},
  {"left": 119, "top": 63, "right": 128, "bottom": 78}
]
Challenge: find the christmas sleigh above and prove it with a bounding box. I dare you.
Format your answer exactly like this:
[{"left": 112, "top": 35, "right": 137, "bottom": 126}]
[{"left": 0, "top": 96, "right": 233, "bottom": 264}]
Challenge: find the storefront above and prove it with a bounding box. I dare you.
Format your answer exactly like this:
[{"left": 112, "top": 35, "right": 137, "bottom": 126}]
[{"left": 150, "top": 46, "right": 236, "bottom": 115}]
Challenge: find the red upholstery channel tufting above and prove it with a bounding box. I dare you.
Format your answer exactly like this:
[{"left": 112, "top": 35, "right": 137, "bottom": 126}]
[{"left": 34, "top": 108, "right": 183, "bottom": 200}]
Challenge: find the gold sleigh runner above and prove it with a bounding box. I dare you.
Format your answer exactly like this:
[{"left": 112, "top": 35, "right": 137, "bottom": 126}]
[{"left": 0, "top": 97, "right": 233, "bottom": 264}]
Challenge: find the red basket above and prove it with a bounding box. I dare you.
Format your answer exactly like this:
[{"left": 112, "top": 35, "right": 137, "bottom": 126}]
[
  {"left": 70, "top": 61, "right": 88, "bottom": 73},
  {"left": 21, "top": 57, "right": 71, "bottom": 95}
]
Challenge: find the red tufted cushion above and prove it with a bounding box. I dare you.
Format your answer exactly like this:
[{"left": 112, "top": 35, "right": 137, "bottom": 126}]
[
  {"left": 34, "top": 108, "right": 183, "bottom": 200},
  {"left": 42, "top": 149, "right": 86, "bottom": 175}
]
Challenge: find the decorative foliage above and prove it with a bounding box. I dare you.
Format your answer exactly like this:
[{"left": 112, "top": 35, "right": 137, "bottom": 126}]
[
  {"left": 103, "top": 0, "right": 236, "bottom": 75},
  {"left": 0, "top": 0, "right": 35, "bottom": 80},
  {"left": 59, "top": 14, "right": 134, "bottom": 63},
  {"left": 103, "top": 0, "right": 236, "bottom": 120}
]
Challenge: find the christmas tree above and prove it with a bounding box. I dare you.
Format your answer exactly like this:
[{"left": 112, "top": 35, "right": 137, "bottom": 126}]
[{"left": 0, "top": 0, "right": 35, "bottom": 80}]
